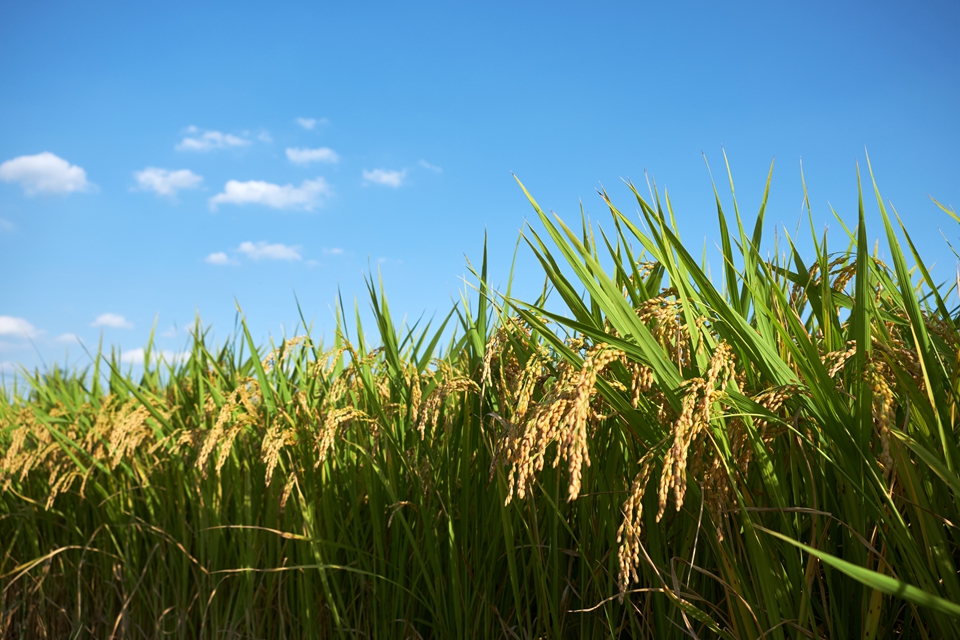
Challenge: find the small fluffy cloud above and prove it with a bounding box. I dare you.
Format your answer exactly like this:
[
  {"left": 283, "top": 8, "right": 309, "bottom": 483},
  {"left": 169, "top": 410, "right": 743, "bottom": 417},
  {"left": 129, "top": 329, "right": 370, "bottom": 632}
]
[
  {"left": 176, "top": 127, "right": 250, "bottom": 152},
  {"left": 0, "top": 152, "right": 92, "bottom": 195},
  {"left": 0, "top": 316, "right": 40, "bottom": 338},
  {"left": 209, "top": 177, "right": 330, "bottom": 211},
  {"left": 362, "top": 168, "right": 406, "bottom": 188},
  {"left": 55, "top": 333, "right": 81, "bottom": 344},
  {"left": 120, "top": 349, "right": 144, "bottom": 364},
  {"left": 286, "top": 147, "right": 339, "bottom": 165},
  {"left": 120, "top": 348, "right": 188, "bottom": 366},
  {"left": 91, "top": 313, "right": 133, "bottom": 329},
  {"left": 238, "top": 241, "right": 302, "bottom": 261},
  {"left": 0, "top": 218, "right": 13, "bottom": 232},
  {"left": 418, "top": 159, "right": 442, "bottom": 173},
  {"left": 206, "top": 242, "right": 303, "bottom": 264},
  {"left": 205, "top": 251, "right": 234, "bottom": 265},
  {"left": 295, "top": 117, "right": 328, "bottom": 130},
  {"left": 323, "top": 247, "right": 344, "bottom": 256},
  {"left": 134, "top": 167, "right": 203, "bottom": 197}
]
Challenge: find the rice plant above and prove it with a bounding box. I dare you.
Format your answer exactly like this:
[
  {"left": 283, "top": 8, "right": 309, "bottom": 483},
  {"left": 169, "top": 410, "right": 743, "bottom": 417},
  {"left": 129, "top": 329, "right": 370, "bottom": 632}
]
[{"left": 2, "top": 157, "right": 959, "bottom": 638}]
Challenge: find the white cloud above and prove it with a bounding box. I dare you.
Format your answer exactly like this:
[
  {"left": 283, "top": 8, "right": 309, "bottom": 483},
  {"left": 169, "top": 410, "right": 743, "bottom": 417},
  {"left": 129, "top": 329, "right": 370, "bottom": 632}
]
[
  {"left": 55, "top": 333, "right": 81, "bottom": 344},
  {"left": 120, "top": 349, "right": 147, "bottom": 364},
  {"left": 258, "top": 131, "right": 273, "bottom": 143},
  {"left": 362, "top": 168, "right": 406, "bottom": 188},
  {"left": 176, "top": 127, "right": 250, "bottom": 152},
  {"left": 134, "top": 167, "right": 203, "bottom": 197},
  {"left": 0, "top": 217, "right": 13, "bottom": 232},
  {"left": 0, "top": 361, "right": 17, "bottom": 375},
  {"left": 237, "top": 241, "right": 302, "bottom": 261},
  {"left": 0, "top": 316, "right": 39, "bottom": 338},
  {"left": 91, "top": 313, "right": 133, "bottom": 329},
  {"left": 209, "top": 177, "right": 330, "bottom": 211},
  {"left": 205, "top": 251, "right": 235, "bottom": 265},
  {"left": 295, "top": 117, "right": 328, "bottom": 130},
  {"left": 418, "top": 159, "right": 442, "bottom": 173},
  {"left": 120, "top": 348, "right": 189, "bottom": 366},
  {"left": 286, "top": 147, "right": 339, "bottom": 164},
  {"left": 323, "top": 247, "right": 344, "bottom": 256},
  {"left": 0, "top": 152, "right": 92, "bottom": 195},
  {"left": 206, "top": 242, "right": 303, "bottom": 263}
]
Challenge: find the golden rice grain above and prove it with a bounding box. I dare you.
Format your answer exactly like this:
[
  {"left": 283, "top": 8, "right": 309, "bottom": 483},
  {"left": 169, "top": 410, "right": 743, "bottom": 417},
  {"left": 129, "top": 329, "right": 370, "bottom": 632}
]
[
  {"left": 656, "top": 342, "right": 736, "bottom": 521},
  {"left": 316, "top": 407, "right": 368, "bottom": 467},
  {"left": 617, "top": 448, "right": 657, "bottom": 598},
  {"left": 497, "top": 342, "right": 623, "bottom": 505}
]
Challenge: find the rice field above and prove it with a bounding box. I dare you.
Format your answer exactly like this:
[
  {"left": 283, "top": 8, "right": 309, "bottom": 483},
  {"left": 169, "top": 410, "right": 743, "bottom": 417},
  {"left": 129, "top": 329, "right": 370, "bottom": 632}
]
[{"left": 3, "top": 160, "right": 960, "bottom": 638}]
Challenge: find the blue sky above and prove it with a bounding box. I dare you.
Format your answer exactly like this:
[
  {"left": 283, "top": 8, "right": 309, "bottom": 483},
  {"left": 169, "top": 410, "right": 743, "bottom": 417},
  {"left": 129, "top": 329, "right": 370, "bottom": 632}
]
[{"left": 1, "top": 0, "right": 959, "bottom": 377}]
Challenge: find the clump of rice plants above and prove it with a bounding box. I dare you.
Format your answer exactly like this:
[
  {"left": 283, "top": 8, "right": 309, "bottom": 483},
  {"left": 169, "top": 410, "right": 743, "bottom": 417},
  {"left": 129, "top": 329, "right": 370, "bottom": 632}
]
[{"left": 2, "top": 158, "right": 959, "bottom": 638}]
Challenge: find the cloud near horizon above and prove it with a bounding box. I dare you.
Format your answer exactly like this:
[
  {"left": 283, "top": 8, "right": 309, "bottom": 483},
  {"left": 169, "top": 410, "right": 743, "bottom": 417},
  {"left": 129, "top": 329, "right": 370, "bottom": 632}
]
[
  {"left": 209, "top": 177, "right": 330, "bottom": 211},
  {"left": 0, "top": 316, "right": 40, "bottom": 339},
  {"left": 91, "top": 313, "right": 133, "bottom": 329},
  {"left": 237, "top": 241, "right": 302, "bottom": 261},
  {"left": 286, "top": 147, "right": 339, "bottom": 164},
  {"left": 0, "top": 152, "right": 93, "bottom": 195},
  {"left": 362, "top": 168, "right": 406, "bottom": 188},
  {"left": 134, "top": 167, "right": 203, "bottom": 197},
  {"left": 120, "top": 348, "right": 189, "bottom": 366},
  {"left": 176, "top": 127, "right": 251, "bottom": 152}
]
